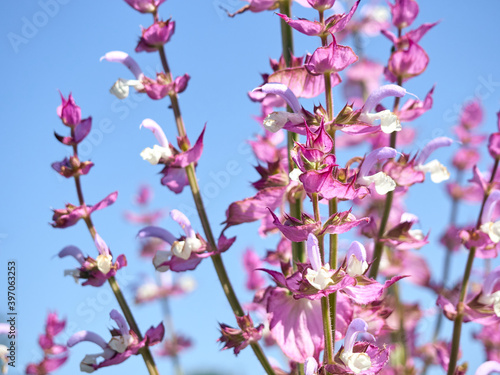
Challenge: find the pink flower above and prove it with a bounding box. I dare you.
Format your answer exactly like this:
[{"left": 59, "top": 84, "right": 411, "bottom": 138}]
[
  {"left": 389, "top": 0, "right": 419, "bottom": 29},
  {"left": 135, "top": 19, "right": 175, "bottom": 52},
  {"left": 25, "top": 312, "right": 68, "bottom": 375},
  {"left": 243, "top": 249, "right": 266, "bottom": 290},
  {"left": 460, "top": 100, "right": 484, "bottom": 129},
  {"left": 488, "top": 112, "right": 500, "bottom": 159},
  {"left": 267, "top": 287, "right": 324, "bottom": 362},
  {"left": 218, "top": 314, "right": 264, "bottom": 355},
  {"left": 54, "top": 116, "right": 92, "bottom": 145},
  {"left": 58, "top": 234, "right": 127, "bottom": 287},
  {"left": 51, "top": 191, "right": 118, "bottom": 229},
  {"left": 139, "top": 118, "right": 205, "bottom": 194},
  {"left": 124, "top": 0, "right": 165, "bottom": 13},
  {"left": 68, "top": 309, "right": 164, "bottom": 372},
  {"left": 357, "top": 147, "right": 398, "bottom": 194},
  {"left": 138, "top": 209, "right": 234, "bottom": 272},
  {"left": 223, "top": 186, "right": 287, "bottom": 230},
  {"left": 326, "top": 318, "right": 390, "bottom": 374},
  {"left": 475, "top": 361, "right": 500, "bottom": 375},
  {"left": 57, "top": 92, "right": 81, "bottom": 127},
  {"left": 474, "top": 323, "right": 500, "bottom": 362},
  {"left": 101, "top": 51, "right": 190, "bottom": 100},
  {"left": 156, "top": 334, "right": 192, "bottom": 357},
  {"left": 134, "top": 272, "right": 195, "bottom": 304},
  {"left": 358, "top": 84, "right": 407, "bottom": 134},
  {"left": 52, "top": 156, "right": 94, "bottom": 178},
  {"left": 226, "top": 0, "right": 279, "bottom": 17},
  {"left": 386, "top": 41, "right": 429, "bottom": 82},
  {"left": 304, "top": 37, "right": 358, "bottom": 76},
  {"left": 277, "top": 1, "right": 359, "bottom": 38},
  {"left": 256, "top": 83, "right": 305, "bottom": 133}
]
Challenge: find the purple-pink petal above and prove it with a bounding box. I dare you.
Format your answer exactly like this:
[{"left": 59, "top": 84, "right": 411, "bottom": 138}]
[
  {"left": 94, "top": 233, "right": 110, "bottom": 256},
  {"left": 170, "top": 209, "right": 195, "bottom": 238},
  {"left": 161, "top": 167, "right": 189, "bottom": 194},
  {"left": 347, "top": 241, "right": 367, "bottom": 263},
  {"left": 145, "top": 322, "right": 165, "bottom": 345},
  {"left": 260, "top": 83, "right": 301, "bottom": 113},
  {"left": 110, "top": 309, "right": 129, "bottom": 335},
  {"left": 89, "top": 191, "right": 119, "bottom": 214},
  {"left": 137, "top": 226, "right": 176, "bottom": 245},
  {"left": 74, "top": 117, "right": 92, "bottom": 143},
  {"left": 267, "top": 288, "right": 324, "bottom": 363},
  {"left": 101, "top": 51, "right": 144, "bottom": 79},
  {"left": 268, "top": 66, "right": 340, "bottom": 99},
  {"left": 58, "top": 245, "right": 86, "bottom": 265},
  {"left": 223, "top": 186, "right": 286, "bottom": 229},
  {"left": 172, "top": 126, "right": 206, "bottom": 168},
  {"left": 359, "top": 147, "right": 398, "bottom": 178},
  {"left": 475, "top": 361, "right": 500, "bottom": 375},
  {"left": 269, "top": 211, "right": 320, "bottom": 242},
  {"left": 67, "top": 330, "right": 108, "bottom": 349},
  {"left": 140, "top": 118, "right": 169, "bottom": 147},
  {"left": 344, "top": 318, "right": 371, "bottom": 354},
  {"left": 363, "top": 84, "right": 406, "bottom": 113},
  {"left": 307, "top": 233, "right": 322, "bottom": 272},
  {"left": 416, "top": 137, "right": 453, "bottom": 165}
]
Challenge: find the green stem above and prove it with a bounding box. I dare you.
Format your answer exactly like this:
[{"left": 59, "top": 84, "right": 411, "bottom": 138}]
[
  {"left": 157, "top": 275, "right": 183, "bottom": 375},
  {"left": 318, "top": 9, "right": 339, "bottom": 352},
  {"left": 368, "top": 74, "right": 402, "bottom": 279},
  {"left": 431, "top": 170, "right": 463, "bottom": 342},
  {"left": 69, "top": 130, "right": 160, "bottom": 375},
  {"left": 279, "top": 0, "right": 294, "bottom": 67},
  {"left": 157, "top": 44, "right": 275, "bottom": 375},
  {"left": 279, "top": 0, "right": 305, "bottom": 268},
  {"left": 312, "top": 193, "right": 334, "bottom": 364},
  {"left": 368, "top": 190, "right": 393, "bottom": 279},
  {"left": 321, "top": 294, "right": 334, "bottom": 364},
  {"left": 447, "top": 159, "right": 499, "bottom": 375}
]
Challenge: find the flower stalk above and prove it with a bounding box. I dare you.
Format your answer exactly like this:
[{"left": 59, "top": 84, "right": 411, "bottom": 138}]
[
  {"left": 447, "top": 159, "right": 499, "bottom": 375},
  {"left": 69, "top": 129, "right": 160, "bottom": 375},
  {"left": 280, "top": 0, "right": 306, "bottom": 267},
  {"left": 155, "top": 41, "right": 276, "bottom": 375}
]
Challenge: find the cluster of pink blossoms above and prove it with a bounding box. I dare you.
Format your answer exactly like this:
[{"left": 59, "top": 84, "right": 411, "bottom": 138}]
[{"left": 25, "top": 0, "right": 500, "bottom": 374}]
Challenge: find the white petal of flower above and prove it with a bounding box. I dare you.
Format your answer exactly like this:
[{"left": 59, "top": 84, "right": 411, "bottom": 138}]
[
  {"left": 346, "top": 254, "right": 369, "bottom": 277},
  {"left": 185, "top": 237, "right": 202, "bottom": 252},
  {"left": 305, "top": 265, "right": 334, "bottom": 290},
  {"left": 340, "top": 352, "right": 372, "bottom": 374},
  {"left": 358, "top": 171, "right": 396, "bottom": 195},
  {"left": 494, "top": 296, "right": 500, "bottom": 318},
  {"left": 479, "top": 291, "right": 500, "bottom": 317},
  {"left": 81, "top": 354, "right": 99, "bottom": 373},
  {"left": 480, "top": 221, "right": 500, "bottom": 243},
  {"left": 96, "top": 254, "right": 113, "bottom": 274},
  {"left": 263, "top": 112, "right": 303, "bottom": 133},
  {"left": 379, "top": 110, "right": 402, "bottom": 134},
  {"left": 140, "top": 145, "right": 172, "bottom": 165},
  {"left": 289, "top": 168, "right": 303, "bottom": 182},
  {"left": 153, "top": 250, "right": 171, "bottom": 272},
  {"left": 64, "top": 269, "right": 81, "bottom": 283},
  {"left": 409, "top": 229, "right": 425, "bottom": 241},
  {"left": 109, "top": 78, "right": 144, "bottom": 100},
  {"left": 108, "top": 333, "right": 134, "bottom": 353},
  {"left": 137, "top": 283, "right": 159, "bottom": 300},
  {"left": 360, "top": 110, "right": 401, "bottom": 134},
  {"left": 178, "top": 275, "right": 197, "bottom": 293},
  {"left": 415, "top": 159, "right": 450, "bottom": 183},
  {"left": 171, "top": 241, "right": 192, "bottom": 260}
]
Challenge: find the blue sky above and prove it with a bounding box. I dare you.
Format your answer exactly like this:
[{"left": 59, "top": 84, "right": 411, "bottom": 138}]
[{"left": 1, "top": 0, "right": 500, "bottom": 374}]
